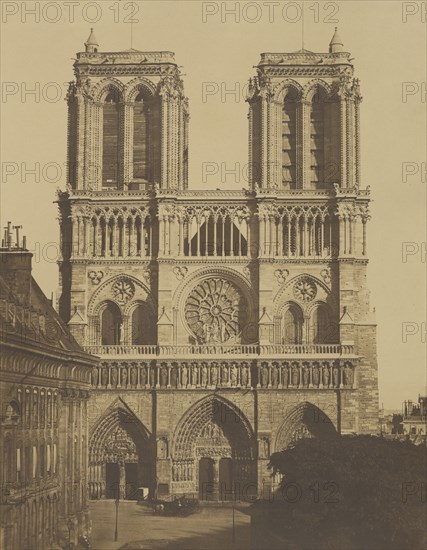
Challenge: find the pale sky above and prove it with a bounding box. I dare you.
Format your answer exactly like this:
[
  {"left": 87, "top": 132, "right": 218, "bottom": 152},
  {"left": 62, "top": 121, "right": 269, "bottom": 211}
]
[{"left": 1, "top": 1, "right": 426, "bottom": 409}]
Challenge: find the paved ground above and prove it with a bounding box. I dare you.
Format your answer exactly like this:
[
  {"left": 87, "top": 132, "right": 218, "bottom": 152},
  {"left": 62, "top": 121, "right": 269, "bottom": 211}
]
[{"left": 89, "top": 500, "right": 252, "bottom": 550}]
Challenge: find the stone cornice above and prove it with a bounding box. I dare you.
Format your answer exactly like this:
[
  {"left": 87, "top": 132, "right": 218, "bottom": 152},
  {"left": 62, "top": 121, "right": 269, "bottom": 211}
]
[{"left": 58, "top": 186, "right": 370, "bottom": 202}]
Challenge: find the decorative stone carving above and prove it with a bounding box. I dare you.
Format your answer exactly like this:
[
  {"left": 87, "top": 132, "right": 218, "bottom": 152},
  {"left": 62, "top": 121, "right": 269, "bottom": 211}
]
[
  {"left": 173, "top": 266, "right": 188, "bottom": 280},
  {"left": 184, "top": 278, "right": 246, "bottom": 344},
  {"left": 293, "top": 278, "right": 317, "bottom": 302},
  {"left": 158, "top": 437, "right": 168, "bottom": 459},
  {"left": 274, "top": 269, "right": 289, "bottom": 284},
  {"left": 320, "top": 268, "right": 331, "bottom": 285},
  {"left": 112, "top": 277, "right": 135, "bottom": 304},
  {"left": 258, "top": 437, "right": 270, "bottom": 459},
  {"left": 104, "top": 427, "right": 137, "bottom": 463},
  {"left": 88, "top": 270, "right": 104, "bottom": 285},
  {"left": 196, "top": 447, "right": 230, "bottom": 458}
]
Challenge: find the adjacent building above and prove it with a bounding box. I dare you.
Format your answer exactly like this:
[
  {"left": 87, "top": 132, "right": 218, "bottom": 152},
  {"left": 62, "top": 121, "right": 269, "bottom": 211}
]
[
  {"left": 0, "top": 224, "right": 98, "bottom": 549},
  {"left": 402, "top": 397, "right": 427, "bottom": 444}
]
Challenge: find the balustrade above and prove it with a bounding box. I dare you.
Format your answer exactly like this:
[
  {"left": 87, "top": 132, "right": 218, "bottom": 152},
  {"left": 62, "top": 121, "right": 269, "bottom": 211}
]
[{"left": 84, "top": 343, "right": 354, "bottom": 357}]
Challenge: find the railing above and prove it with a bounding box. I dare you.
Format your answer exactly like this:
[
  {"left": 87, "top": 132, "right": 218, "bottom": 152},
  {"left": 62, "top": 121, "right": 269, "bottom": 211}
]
[{"left": 83, "top": 343, "right": 355, "bottom": 357}]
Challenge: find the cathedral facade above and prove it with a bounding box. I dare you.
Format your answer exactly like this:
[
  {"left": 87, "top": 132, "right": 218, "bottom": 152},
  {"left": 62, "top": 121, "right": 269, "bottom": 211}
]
[{"left": 58, "top": 29, "right": 379, "bottom": 502}]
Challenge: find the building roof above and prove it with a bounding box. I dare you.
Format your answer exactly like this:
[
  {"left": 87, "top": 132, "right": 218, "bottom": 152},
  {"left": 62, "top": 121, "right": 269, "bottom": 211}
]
[{"left": 0, "top": 267, "right": 85, "bottom": 354}]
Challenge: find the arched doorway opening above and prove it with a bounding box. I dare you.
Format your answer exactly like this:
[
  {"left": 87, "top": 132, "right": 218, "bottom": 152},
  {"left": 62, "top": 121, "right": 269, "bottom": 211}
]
[
  {"left": 198, "top": 457, "right": 214, "bottom": 500},
  {"left": 89, "top": 400, "right": 154, "bottom": 500},
  {"left": 172, "top": 396, "right": 256, "bottom": 501},
  {"left": 275, "top": 401, "right": 338, "bottom": 452}
]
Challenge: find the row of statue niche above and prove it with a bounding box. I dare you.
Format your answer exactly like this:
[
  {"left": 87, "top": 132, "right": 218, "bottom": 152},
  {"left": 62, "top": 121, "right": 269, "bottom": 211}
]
[
  {"left": 92, "top": 365, "right": 155, "bottom": 387},
  {"left": 172, "top": 461, "right": 193, "bottom": 482},
  {"left": 160, "top": 362, "right": 251, "bottom": 388},
  {"left": 258, "top": 363, "right": 354, "bottom": 387},
  {"left": 92, "top": 362, "right": 354, "bottom": 388}
]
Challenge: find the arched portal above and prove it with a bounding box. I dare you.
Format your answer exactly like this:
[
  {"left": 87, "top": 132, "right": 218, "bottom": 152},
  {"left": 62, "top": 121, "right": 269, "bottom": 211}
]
[
  {"left": 275, "top": 401, "right": 337, "bottom": 452},
  {"left": 172, "top": 396, "right": 256, "bottom": 500},
  {"left": 89, "top": 400, "right": 153, "bottom": 500}
]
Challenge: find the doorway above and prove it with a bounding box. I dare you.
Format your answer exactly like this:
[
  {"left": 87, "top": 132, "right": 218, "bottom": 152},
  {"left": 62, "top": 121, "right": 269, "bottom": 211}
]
[
  {"left": 219, "top": 458, "right": 233, "bottom": 500},
  {"left": 125, "top": 463, "right": 139, "bottom": 500},
  {"left": 199, "top": 458, "right": 215, "bottom": 500},
  {"left": 105, "top": 463, "right": 120, "bottom": 499}
]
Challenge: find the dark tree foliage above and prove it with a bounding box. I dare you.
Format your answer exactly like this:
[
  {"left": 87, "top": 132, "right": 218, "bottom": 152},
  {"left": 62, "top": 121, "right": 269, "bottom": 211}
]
[{"left": 254, "top": 436, "right": 426, "bottom": 550}]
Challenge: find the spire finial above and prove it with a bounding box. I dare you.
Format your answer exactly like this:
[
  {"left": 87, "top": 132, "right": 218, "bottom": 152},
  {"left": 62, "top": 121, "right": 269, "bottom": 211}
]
[
  {"left": 85, "top": 28, "right": 99, "bottom": 53},
  {"left": 329, "top": 27, "right": 343, "bottom": 53}
]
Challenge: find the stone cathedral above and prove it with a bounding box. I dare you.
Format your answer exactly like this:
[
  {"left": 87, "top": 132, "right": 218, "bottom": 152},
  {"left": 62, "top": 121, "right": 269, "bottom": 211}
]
[{"left": 57, "top": 29, "right": 379, "bottom": 502}]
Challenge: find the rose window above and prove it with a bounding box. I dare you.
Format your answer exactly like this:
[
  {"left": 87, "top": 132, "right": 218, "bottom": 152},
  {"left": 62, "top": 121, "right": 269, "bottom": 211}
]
[
  {"left": 293, "top": 278, "right": 317, "bottom": 302},
  {"left": 112, "top": 278, "right": 135, "bottom": 304},
  {"left": 185, "top": 278, "right": 245, "bottom": 344}
]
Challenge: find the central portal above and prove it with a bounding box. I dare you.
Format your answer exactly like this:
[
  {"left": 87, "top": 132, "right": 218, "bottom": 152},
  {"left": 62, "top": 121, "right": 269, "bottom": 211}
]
[
  {"left": 173, "top": 395, "right": 257, "bottom": 501},
  {"left": 219, "top": 457, "right": 233, "bottom": 500}
]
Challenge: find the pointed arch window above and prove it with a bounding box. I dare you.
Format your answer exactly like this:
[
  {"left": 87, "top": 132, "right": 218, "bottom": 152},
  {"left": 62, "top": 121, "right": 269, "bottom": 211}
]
[
  {"left": 101, "top": 302, "right": 122, "bottom": 345},
  {"left": 310, "top": 303, "right": 336, "bottom": 344},
  {"left": 131, "top": 303, "right": 155, "bottom": 345},
  {"left": 133, "top": 91, "right": 150, "bottom": 181},
  {"left": 282, "top": 89, "right": 297, "bottom": 189},
  {"left": 282, "top": 304, "right": 303, "bottom": 344},
  {"left": 310, "top": 89, "right": 327, "bottom": 189},
  {"left": 102, "top": 90, "right": 120, "bottom": 188}
]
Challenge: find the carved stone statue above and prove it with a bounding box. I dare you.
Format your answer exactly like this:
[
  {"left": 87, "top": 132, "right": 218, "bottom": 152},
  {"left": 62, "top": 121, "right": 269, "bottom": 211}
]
[
  {"left": 121, "top": 367, "right": 128, "bottom": 387},
  {"left": 241, "top": 364, "right": 248, "bottom": 387},
  {"left": 230, "top": 363, "right": 237, "bottom": 386},
  {"left": 101, "top": 367, "right": 108, "bottom": 386},
  {"left": 111, "top": 367, "right": 118, "bottom": 387},
  {"left": 332, "top": 366, "right": 339, "bottom": 387},
  {"left": 201, "top": 364, "right": 208, "bottom": 386},
  {"left": 160, "top": 366, "right": 168, "bottom": 388},
  {"left": 259, "top": 437, "right": 270, "bottom": 459},
  {"left": 130, "top": 367, "right": 137, "bottom": 387},
  {"left": 281, "top": 364, "right": 288, "bottom": 387},
  {"left": 190, "top": 363, "right": 198, "bottom": 386},
  {"left": 261, "top": 364, "right": 269, "bottom": 387},
  {"left": 271, "top": 365, "right": 278, "bottom": 388},
  {"left": 322, "top": 365, "right": 330, "bottom": 386},
  {"left": 291, "top": 365, "right": 299, "bottom": 386},
  {"left": 181, "top": 364, "right": 188, "bottom": 387},
  {"left": 140, "top": 365, "right": 147, "bottom": 387},
  {"left": 92, "top": 367, "right": 99, "bottom": 386},
  {"left": 170, "top": 367, "right": 178, "bottom": 388},
  {"left": 312, "top": 365, "right": 320, "bottom": 386},
  {"left": 303, "top": 366, "right": 310, "bottom": 387},
  {"left": 221, "top": 363, "right": 229, "bottom": 385},
  {"left": 150, "top": 366, "right": 156, "bottom": 387},
  {"left": 158, "top": 438, "right": 168, "bottom": 459},
  {"left": 211, "top": 363, "right": 218, "bottom": 386}
]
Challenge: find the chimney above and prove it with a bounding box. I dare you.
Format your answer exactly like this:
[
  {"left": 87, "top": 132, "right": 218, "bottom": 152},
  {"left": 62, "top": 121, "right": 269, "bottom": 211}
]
[{"left": 0, "top": 222, "right": 32, "bottom": 302}]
